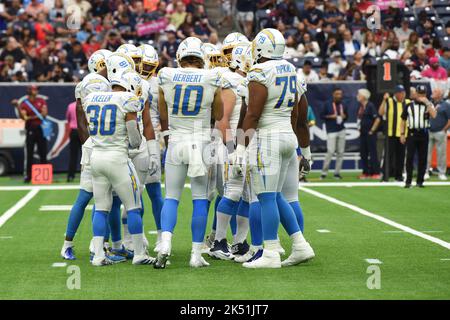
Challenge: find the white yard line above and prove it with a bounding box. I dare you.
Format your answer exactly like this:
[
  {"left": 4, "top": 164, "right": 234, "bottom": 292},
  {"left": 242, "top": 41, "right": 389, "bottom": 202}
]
[
  {"left": 0, "top": 183, "right": 191, "bottom": 191},
  {"left": 299, "top": 186, "right": 450, "bottom": 251},
  {"left": 365, "top": 259, "right": 383, "bottom": 264},
  {"left": 0, "top": 189, "right": 39, "bottom": 228},
  {"left": 39, "top": 205, "right": 94, "bottom": 211}
]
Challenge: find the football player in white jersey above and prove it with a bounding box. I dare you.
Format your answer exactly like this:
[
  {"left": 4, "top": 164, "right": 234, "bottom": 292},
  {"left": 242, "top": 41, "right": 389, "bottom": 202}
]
[
  {"left": 209, "top": 42, "right": 253, "bottom": 260},
  {"left": 138, "top": 44, "right": 165, "bottom": 253},
  {"left": 205, "top": 33, "right": 249, "bottom": 248},
  {"left": 61, "top": 49, "right": 117, "bottom": 260},
  {"left": 86, "top": 70, "right": 155, "bottom": 266},
  {"left": 154, "top": 37, "right": 223, "bottom": 269},
  {"left": 234, "top": 28, "right": 314, "bottom": 268}
]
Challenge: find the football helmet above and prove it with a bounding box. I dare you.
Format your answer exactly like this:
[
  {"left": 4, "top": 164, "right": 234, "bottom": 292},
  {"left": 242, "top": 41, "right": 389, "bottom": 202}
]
[
  {"left": 139, "top": 44, "right": 159, "bottom": 79},
  {"left": 116, "top": 44, "right": 143, "bottom": 73},
  {"left": 203, "top": 43, "right": 227, "bottom": 69},
  {"left": 121, "top": 70, "right": 143, "bottom": 97},
  {"left": 88, "top": 50, "right": 108, "bottom": 73},
  {"left": 106, "top": 52, "right": 135, "bottom": 82},
  {"left": 221, "top": 32, "right": 249, "bottom": 64},
  {"left": 229, "top": 42, "right": 253, "bottom": 73},
  {"left": 252, "top": 28, "right": 285, "bottom": 62},
  {"left": 176, "top": 37, "right": 204, "bottom": 63}
]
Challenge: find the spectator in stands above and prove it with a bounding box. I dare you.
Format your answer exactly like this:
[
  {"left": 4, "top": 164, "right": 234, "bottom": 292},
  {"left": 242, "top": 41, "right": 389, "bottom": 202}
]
[
  {"left": 339, "top": 29, "right": 360, "bottom": 57},
  {"left": 25, "top": 0, "right": 49, "bottom": 19},
  {"left": 0, "top": 55, "right": 26, "bottom": 82},
  {"left": 338, "top": 51, "right": 364, "bottom": 80},
  {"left": 321, "top": 33, "right": 339, "bottom": 58},
  {"left": 439, "top": 47, "right": 450, "bottom": 73},
  {"left": 426, "top": 88, "right": 450, "bottom": 180},
  {"left": 328, "top": 50, "right": 347, "bottom": 80},
  {"left": 318, "top": 61, "right": 333, "bottom": 81},
  {"left": 276, "top": 0, "right": 299, "bottom": 27},
  {"left": 404, "top": 31, "right": 423, "bottom": 53},
  {"left": 177, "top": 13, "right": 195, "bottom": 39},
  {"left": 411, "top": 47, "right": 429, "bottom": 72},
  {"left": 34, "top": 12, "right": 54, "bottom": 44},
  {"left": 360, "top": 31, "right": 381, "bottom": 58},
  {"left": 0, "top": 37, "right": 27, "bottom": 68},
  {"left": 383, "top": 37, "right": 402, "bottom": 60},
  {"left": 315, "top": 22, "right": 333, "bottom": 51},
  {"left": 297, "top": 60, "right": 319, "bottom": 82},
  {"left": 395, "top": 19, "right": 413, "bottom": 49},
  {"left": 320, "top": 87, "right": 348, "bottom": 180},
  {"left": 12, "top": 85, "right": 48, "bottom": 183},
  {"left": 357, "top": 88, "right": 380, "bottom": 179},
  {"left": 209, "top": 32, "right": 222, "bottom": 49},
  {"left": 48, "top": 0, "right": 65, "bottom": 23},
  {"left": 170, "top": 1, "right": 188, "bottom": 29},
  {"left": 301, "top": 0, "right": 323, "bottom": 35},
  {"left": 236, "top": 0, "right": 255, "bottom": 38},
  {"left": 66, "top": 0, "right": 92, "bottom": 20},
  {"left": 218, "top": 0, "right": 232, "bottom": 28},
  {"left": 323, "top": 1, "right": 344, "bottom": 28},
  {"left": 421, "top": 57, "right": 448, "bottom": 81},
  {"left": 31, "top": 47, "right": 52, "bottom": 81},
  {"left": 67, "top": 41, "right": 87, "bottom": 71},
  {"left": 161, "top": 30, "right": 180, "bottom": 66},
  {"left": 297, "top": 32, "right": 320, "bottom": 58},
  {"left": 284, "top": 36, "right": 301, "bottom": 59},
  {"left": 194, "top": 16, "right": 216, "bottom": 42}
]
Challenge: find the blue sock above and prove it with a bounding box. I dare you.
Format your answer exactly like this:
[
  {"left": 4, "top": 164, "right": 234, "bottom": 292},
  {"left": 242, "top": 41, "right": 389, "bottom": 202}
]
[
  {"left": 212, "top": 195, "right": 222, "bottom": 231},
  {"left": 230, "top": 215, "right": 237, "bottom": 236},
  {"left": 237, "top": 200, "right": 250, "bottom": 218},
  {"left": 289, "top": 201, "right": 304, "bottom": 232},
  {"left": 65, "top": 189, "right": 92, "bottom": 239},
  {"left": 127, "top": 209, "right": 143, "bottom": 235},
  {"left": 145, "top": 183, "right": 163, "bottom": 230},
  {"left": 249, "top": 201, "right": 263, "bottom": 246},
  {"left": 257, "top": 192, "right": 279, "bottom": 241},
  {"left": 277, "top": 193, "right": 300, "bottom": 236},
  {"left": 104, "top": 221, "right": 110, "bottom": 241},
  {"left": 217, "top": 196, "right": 237, "bottom": 215},
  {"left": 161, "top": 198, "right": 179, "bottom": 233},
  {"left": 191, "top": 199, "right": 209, "bottom": 243},
  {"left": 139, "top": 195, "right": 144, "bottom": 218},
  {"left": 92, "top": 210, "right": 108, "bottom": 237},
  {"left": 109, "top": 196, "right": 122, "bottom": 242}
]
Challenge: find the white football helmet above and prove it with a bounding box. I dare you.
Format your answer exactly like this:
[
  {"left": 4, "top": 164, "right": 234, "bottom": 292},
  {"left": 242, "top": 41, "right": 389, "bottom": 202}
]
[
  {"left": 88, "top": 50, "right": 108, "bottom": 73},
  {"left": 203, "top": 43, "right": 227, "bottom": 69},
  {"left": 106, "top": 52, "right": 135, "bottom": 82},
  {"left": 116, "top": 44, "right": 142, "bottom": 73},
  {"left": 222, "top": 32, "right": 249, "bottom": 64},
  {"left": 230, "top": 42, "right": 253, "bottom": 74},
  {"left": 139, "top": 44, "right": 159, "bottom": 79},
  {"left": 252, "top": 28, "right": 285, "bottom": 62},
  {"left": 176, "top": 37, "right": 204, "bottom": 64},
  {"left": 97, "top": 49, "right": 112, "bottom": 60},
  {"left": 120, "top": 70, "right": 143, "bottom": 97}
]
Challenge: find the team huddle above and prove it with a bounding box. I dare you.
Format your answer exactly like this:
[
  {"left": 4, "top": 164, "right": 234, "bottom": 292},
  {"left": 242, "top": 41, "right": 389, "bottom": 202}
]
[{"left": 60, "top": 28, "right": 315, "bottom": 269}]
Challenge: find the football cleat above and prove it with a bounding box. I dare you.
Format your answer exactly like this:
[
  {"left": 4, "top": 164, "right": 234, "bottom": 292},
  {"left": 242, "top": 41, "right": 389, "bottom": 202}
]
[
  {"left": 106, "top": 252, "right": 127, "bottom": 263},
  {"left": 243, "top": 249, "right": 281, "bottom": 269},
  {"left": 245, "top": 248, "right": 263, "bottom": 263},
  {"left": 209, "top": 239, "right": 234, "bottom": 260},
  {"left": 281, "top": 242, "right": 315, "bottom": 267},
  {"left": 61, "top": 247, "right": 76, "bottom": 260},
  {"left": 234, "top": 246, "right": 259, "bottom": 263},
  {"left": 231, "top": 240, "right": 250, "bottom": 256},
  {"left": 132, "top": 254, "right": 156, "bottom": 265},
  {"left": 273, "top": 242, "right": 286, "bottom": 256},
  {"left": 153, "top": 252, "right": 170, "bottom": 269},
  {"left": 205, "top": 233, "right": 215, "bottom": 248},
  {"left": 153, "top": 241, "right": 162, "bottom": 253},
  {"left": 91, "top": 256, "right": 115, "bottom": 266},
  {"left": 109, "top": 245, "right": 134, "bottom": 260},
  {"left": 189, "top": 254, "right": 210, "bottom": 268},
  {"left": 122, "top": 239, "right": 134, "bottom": 252}
]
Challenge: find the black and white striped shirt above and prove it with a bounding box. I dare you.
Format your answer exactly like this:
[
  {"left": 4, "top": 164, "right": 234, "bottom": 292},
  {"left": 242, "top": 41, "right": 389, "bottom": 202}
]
[{"left": 401, "top": 100, "right": 431, "bottom": 130}]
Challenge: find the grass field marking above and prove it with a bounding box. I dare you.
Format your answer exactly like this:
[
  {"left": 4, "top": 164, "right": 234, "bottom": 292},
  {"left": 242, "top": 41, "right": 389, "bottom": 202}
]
[
  {"left": 39, "top": 205, "right": 94, "bottom": 211},
  {"left": 298, "top": 181, "right": 450, "bottom": 187},
  {"left": 299, "top": 186, "right": 450, "bottom": 251},
  {"left": 0, "top": 183, "right": 192, "bottom": 191},
  {"left": 365, "top": 259, "right": 383, "bottom": 264},
  {"left": 316, "top": 229, "right": 331, "bottom": 233},
  {"left": 0, "top": 236, "right": 13, "bottom": 239},
  {"left": 52, "top": 262, "right": 67, "bottom": 268},
  {"left": 0, "top": 188, "right": 39, "bottom": 229}
]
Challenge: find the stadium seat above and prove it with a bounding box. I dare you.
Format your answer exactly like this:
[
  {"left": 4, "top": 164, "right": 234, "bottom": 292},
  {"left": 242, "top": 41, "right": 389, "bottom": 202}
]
[
  {"left": 441, "top": 36, "right": 450, "bottom": 48},
  {"left": 403, "top": 7, "right": 415, "bottom": 17},
  {"left": 436, "top": 6, "right": 450, "bottom": 17},
  {"left": 290, "top": 57, "right": 305, "bottom": 68},
  {"left": 433, "top": 0, "right": 449, "bottom": 7},
  {"left": 436, "top": 25, "right": 446, "bottom": 37},
  {"left": 311, "top": 57, "right": 322, "bottom": 67}
]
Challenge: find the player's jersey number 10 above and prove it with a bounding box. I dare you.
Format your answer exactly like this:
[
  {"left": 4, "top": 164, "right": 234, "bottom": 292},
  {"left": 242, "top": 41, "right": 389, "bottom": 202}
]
[
  {"left": 86, "top": 104, "right": 117, "bottom": 136},
  {"left": 172, "top": 84, "right": 204, "bottom": 116}
]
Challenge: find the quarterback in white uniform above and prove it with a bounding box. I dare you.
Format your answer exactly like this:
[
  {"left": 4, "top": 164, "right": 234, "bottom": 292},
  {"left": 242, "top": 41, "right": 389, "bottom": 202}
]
[
  {"left": 234, "top": 28, "right": 314, "bottom": 268},
  {"left": 154, "top": 37, "right": 223, "bottom": 269}
]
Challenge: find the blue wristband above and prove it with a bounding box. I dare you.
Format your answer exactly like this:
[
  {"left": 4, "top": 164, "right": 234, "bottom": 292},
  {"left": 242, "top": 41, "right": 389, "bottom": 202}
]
[{"left": 296, "top": 147, "right": 302, "bottom": 156}]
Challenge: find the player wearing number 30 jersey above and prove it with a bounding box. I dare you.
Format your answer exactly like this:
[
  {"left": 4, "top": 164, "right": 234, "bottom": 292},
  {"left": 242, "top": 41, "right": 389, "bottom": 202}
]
[{"left": 154, "top": 37, "right": 223, "bottom": 269}]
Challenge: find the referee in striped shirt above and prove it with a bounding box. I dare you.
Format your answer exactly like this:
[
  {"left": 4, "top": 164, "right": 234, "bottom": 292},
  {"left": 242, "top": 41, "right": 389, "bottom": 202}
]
[{"left": 400, "top": 85, "right": 437, "bottom": 188}]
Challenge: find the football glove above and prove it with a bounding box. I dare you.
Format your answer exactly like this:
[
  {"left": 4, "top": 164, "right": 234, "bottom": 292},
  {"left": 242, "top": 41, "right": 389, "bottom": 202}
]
[{"left": 147, "top": 140, "right": 160, "bottom": 176}]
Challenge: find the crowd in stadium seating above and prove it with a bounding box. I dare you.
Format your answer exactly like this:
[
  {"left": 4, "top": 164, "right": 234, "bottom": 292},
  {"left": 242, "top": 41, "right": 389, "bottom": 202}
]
[{"left": 0, "top": 0, "right": 449, "bottom": 85}]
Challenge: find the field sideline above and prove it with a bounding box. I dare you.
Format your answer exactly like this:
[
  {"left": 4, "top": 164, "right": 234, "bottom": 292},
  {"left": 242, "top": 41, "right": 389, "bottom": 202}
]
[{"left": 1, "top": 173, "right": 450, "bottom": 299}]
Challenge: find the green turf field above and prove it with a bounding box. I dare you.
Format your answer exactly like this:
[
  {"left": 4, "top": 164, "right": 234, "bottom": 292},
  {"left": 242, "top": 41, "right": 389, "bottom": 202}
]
[{"left": 0, "top": 174, "right": 450, "bottom": 299}]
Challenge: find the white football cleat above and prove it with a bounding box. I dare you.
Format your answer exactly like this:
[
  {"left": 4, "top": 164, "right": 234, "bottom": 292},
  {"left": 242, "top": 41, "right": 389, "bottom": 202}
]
[
  {"left": 153, "top": 240, "right": 162, "bottom": 253},
  {"left": 234, "top": 247, "right": 256, "bottom": 263},
  {"left": 143, "top": 235, "right": 149, "bottom": 251},
  {"left": 242, "top": 249, "right": 281, "bottom": 269},
  {"left": 438, "top": 174, "right": 448, "bottom": 181},
  {"left": 122, "top": 239, "right": 134, "bottom": 252},
  {"left": 132, "top": 254, "right": 156, "bottom": 265},
  {"left": 189, "top": 254, "right": 210, "bottom": 268},
  {"left": 273, "top": 242, "right": 286, "bottom": 256},
  {"left": 91, "top": 256, "right": 114, "bottom": 267},
  {"left": 281, "top": 242, "right": 315, "bottom": 267}
]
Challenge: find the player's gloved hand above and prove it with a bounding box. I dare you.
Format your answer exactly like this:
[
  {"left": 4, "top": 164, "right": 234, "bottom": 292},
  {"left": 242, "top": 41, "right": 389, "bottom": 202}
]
[
  {"left": 147, "top": 140, "right": 160, "bottom": 176},
  {"left": 298, "top": 146, "right": 312, "bottom": 180},
  {"left": 231, "top": 144, "right": 246, "bottom": 177}
]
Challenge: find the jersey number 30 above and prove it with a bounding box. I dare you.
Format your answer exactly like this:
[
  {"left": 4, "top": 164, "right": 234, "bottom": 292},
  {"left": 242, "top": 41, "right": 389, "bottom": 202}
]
[
  {"left": 275, "top": 76, "right": 296, "bottom": 109},
  {"left": 86, "top": 104, "right": 117, "bottom": 136},
  {"left": 172, "top": 85, "right": 203, "bottom": 116}
]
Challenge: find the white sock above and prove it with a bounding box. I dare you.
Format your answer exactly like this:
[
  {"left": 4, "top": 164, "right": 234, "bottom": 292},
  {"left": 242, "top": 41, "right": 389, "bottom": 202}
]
[
  {"left": 264, "top": 240, "right": 280, "bottom": 251},
  {"left": 156, "top": 230, "right": 162, "bottom": 243},
  {"left": 215, "top": 212, "right": 232, "bottom": 241},
  {"left": 103, "top": 241, "right": 110, "bottom": 250},
  {"left": 291, "top": 231, "right": 307, "bottom": 246},
  {"left": 63, "top": 240, "right": 73, "bottom": 249},
  {"left": 192, "top": 242, "right": 203, "bottom": 257},
  {"left": 252, "top": 245, "right": 263, "bottom": 251},
  {"left": 161, "top": 231, "right": 172, "bottom": 254},
  {"left": 209, "top": 230, "right": 216, "bottom": 238},
  {"left": 131, "top": 233, "right": 145, "bottom": 256},
  {"left": 234, "top": 216, "right": 249, "bottom": 244},
  {"left": 112, "top": 241, "right": 122, "bottom": 250},
  {"left": 123, "top": 223, "right": 130, "bottom": 241},
  {"left": 93, "top": 236, "right": 105, "bottom": 258}
]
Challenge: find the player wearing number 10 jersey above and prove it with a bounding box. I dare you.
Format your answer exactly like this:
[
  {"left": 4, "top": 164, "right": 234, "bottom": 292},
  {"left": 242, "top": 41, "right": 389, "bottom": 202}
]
[{"left": 154, "top": 37, "right": 223, "bottom": 269}]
